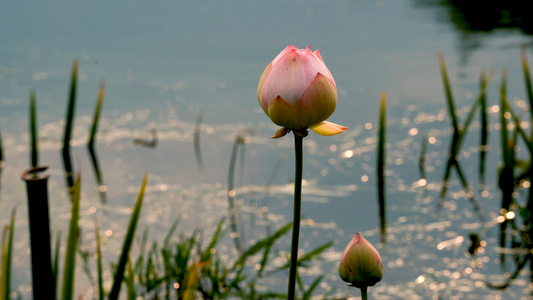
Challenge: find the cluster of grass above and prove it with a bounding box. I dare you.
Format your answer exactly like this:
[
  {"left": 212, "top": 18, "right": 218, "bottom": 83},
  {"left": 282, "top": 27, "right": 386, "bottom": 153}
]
[{"left": 0, "top": 61, "right": 332, "bottom": 300}]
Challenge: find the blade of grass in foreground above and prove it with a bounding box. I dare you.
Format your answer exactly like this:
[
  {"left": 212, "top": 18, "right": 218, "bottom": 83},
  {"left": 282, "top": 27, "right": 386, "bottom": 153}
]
[
  {"left": 52, "top": 232, "right": 61, "bottom": 298},
  {"left": 61, "top": 172, "right": 81, "bottom": 300},
  {"left": 377, "top": 92, "right": 386, "bottom": 244},
  {"left": 62, "top": 60, "right": 78, "bottom": 191},
  {"left": 108, "top": 174, "right": 148, "bottom": 300},
  {"left": 0, "top": 226, "right": 7, "bottom": 300},
  {"left": 94, "top": 220, "right": 104, "bottom": 300},
  {"left": 0, "top": 208, "right": 16, "bottom": 300},
  {"left": 87, "top": 81, "right": 106, "bottom": 203},
  {"left": 30, "top": 90, "right": 38, "bottom": 168},
  {"left": 232, "top": 222, "right": 292, "bottom": 270}
]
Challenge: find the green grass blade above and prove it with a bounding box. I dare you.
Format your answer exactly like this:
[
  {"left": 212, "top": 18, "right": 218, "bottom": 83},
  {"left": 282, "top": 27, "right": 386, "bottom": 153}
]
[
  {"left": 53, "top": 232, "right": 61, "bottom": 299},
  {"left": 201, "top": 218, "right": 225, "bottom": 262},
  {"left": 194, "top": 108, "right": 204, "bottom": 171},
  {"left": 1, "top": 208, "right": 16, "bottom": 300},
  {"left": 108, "top": 174, "right": 148, "bottom": 300},
  {"left": 478, "top": 71, "right": 489, "bottom": 185},
  {"left": 377, "top": 92, "right": 386, "bottom": 243},
  {"left": 94, "top": 220, "right": 104, "bottom": 300},
  {"left": 62, "top": 60, "right": 78, "bottom": 190},
  {"left": 61, "top": 172, "right": 81, "bottom": 300},
  {"left": 88, "top": 82, "right": 106, "bottom": 203},
  {"left": 30, "top": 90, "right": 38, "bottom": 168},
  {"left": 499, "top": 69, "right": 515, "bottom": 265},
  {"left": 500, "top": 70, "right": 512, "bottom": 166},
  {"left": 439, "top": 52, "right": 459, "bottom": 133},
  {"left": 0, "top": 129, "right": 4, "bottom": 164},
  {"left": 0, "top": 225, "right": 7, "bottom": 300},
  {"left": 280, "top": 241, "right": 334, "bottom": 269},
  {"left": 125, "top": 259, "right": 136, "bottom": 300},
  {"left": 232, "top": 222, "right": 292, "bottom": 269},
  {"left": 227, "top": 134, "right": 244, "bottom": 254},
  {"left": 437, "top": 59, "right": 482, "bottom": 211},
  {"left": 88, "top": 81, "right": 104, "bottom": 148},
  {"left": 521, "top": 46, "right": 533, "bottom": 123},
  {"left": 163, "top": 217, "right": 181, "bottom": 249},
  {"left": 418, "top": 135, "right": 427, "bottom": 181},
  {"left": 302, "top": 275, "right": 324, "bottom": 300}
]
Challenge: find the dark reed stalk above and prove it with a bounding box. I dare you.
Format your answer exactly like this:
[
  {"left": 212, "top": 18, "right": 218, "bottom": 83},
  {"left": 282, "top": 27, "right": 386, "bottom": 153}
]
[
  {"left": 61, "top": 172, "right": 81, "bottom": 300},
  {"left": 109, "top": 174, "right": 148, "bottom": 300},
  {"left": 479, "top": 71, "right": 489, "bottom": 186},
  {"left": 62, "top": 60, "right": 78, "bottom": 191},
  {"left": 194, "top": 108, "right": 204, "bottom": 171},
  {"left": 0, "top": 208, "right": 16, "bottom": 300},
  {"left": 419, "top": 135, "right": 427, "bottom": 182},
  {"left": 498, "top": 70, "right": 515, "bottom": 267},
  {"left": 520, "top": 46, "right": 533, "bottom": 279},
  {"left": 0, "top": 129, "right": 3, "bottom": 165},
  {"left": 437, "top": 53, "right": 486, "bottom": 223},
  {"left": 227, "top": 134, "right": 245, "bottom": 254},
  {"left": 377, "top": 92, "right": 387, "bottom": 243},
  {"left": 29, "top": 90, "right": 38, "bottom": 168},
  {"left": 87, "top": 81, "right": 106, "bottom": 203},
  {"left": 22, "top": 167, "right": 54, "bottom": 300}
]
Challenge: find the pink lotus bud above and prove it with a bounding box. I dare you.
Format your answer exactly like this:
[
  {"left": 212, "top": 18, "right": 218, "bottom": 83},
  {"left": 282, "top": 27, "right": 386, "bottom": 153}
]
[
  {"left": 339, "top": 233, "right": 383, "bottom": 288},
  {"left": 257, "top": 45, "right": 347, "bottom": 138}
]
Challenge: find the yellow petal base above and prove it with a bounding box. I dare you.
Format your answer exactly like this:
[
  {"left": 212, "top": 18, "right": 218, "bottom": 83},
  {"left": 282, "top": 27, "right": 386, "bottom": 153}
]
[{"left": 309, "top": 121, "right": 348, "bottom": 136}]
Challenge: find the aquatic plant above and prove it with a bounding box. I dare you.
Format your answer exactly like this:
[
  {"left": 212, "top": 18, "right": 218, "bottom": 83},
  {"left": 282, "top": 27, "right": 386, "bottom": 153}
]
[
  {"left": 339, "top": 233, "right": 382, "bottom": 300},
  {"left": 257, "top": 44, "right": 347, "bottom": 299}
]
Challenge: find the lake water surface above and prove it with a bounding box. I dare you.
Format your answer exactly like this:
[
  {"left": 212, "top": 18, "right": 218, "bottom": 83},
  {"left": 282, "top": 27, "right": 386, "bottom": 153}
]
[{"left": 1, "top": 0, "right": 533, "bottom": 299}]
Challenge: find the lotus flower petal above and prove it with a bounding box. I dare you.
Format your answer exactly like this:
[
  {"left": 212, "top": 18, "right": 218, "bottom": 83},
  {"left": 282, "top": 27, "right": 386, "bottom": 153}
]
[
  {"left": 297, "top": 73, "right": 337, "bottom": 127},
  {"left": 309, "top": 121, "right": 348, "bottom": 136},
  {"left": 271, "top": 127, "right": 291, "bottom": 139},
  {"left": 267, "top": 96, "right": 301, "bottom": 129},
  {"left": 257, "top": 62, "right": 272, "bottom": 113},
  {"left": 257, "top": 45, "right": 345, "bottom": 136}
]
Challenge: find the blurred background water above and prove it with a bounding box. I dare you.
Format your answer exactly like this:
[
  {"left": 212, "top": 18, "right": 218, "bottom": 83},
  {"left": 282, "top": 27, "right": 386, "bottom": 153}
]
[{"left": 1, "top": 0, "right": 533, "bottom": 298}]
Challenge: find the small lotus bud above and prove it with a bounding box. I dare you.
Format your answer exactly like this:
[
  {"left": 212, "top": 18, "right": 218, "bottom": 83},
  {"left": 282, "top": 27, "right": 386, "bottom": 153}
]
[{"left": 339, "top": 233, "right": 383, "bottom": 288}]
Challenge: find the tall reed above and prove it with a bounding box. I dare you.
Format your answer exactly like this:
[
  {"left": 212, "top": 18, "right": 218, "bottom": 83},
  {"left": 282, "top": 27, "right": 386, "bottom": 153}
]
[
  {"left": 62, "top": 60, "right": 78, "bottom": 191},
  {"left": 377, "top": 92, "right": 387, "bottom": 243},
  {"left": 87, "top": 81, "right": 106, "bottom": 203}
]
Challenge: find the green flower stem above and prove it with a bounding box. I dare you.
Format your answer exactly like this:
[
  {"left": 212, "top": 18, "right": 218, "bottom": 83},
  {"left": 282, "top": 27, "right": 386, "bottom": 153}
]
[
  {"left": 361, "top": 286, "right": 368, "bottom": 300},
  {"left": 288, "top": 133, "right": 304, "bottom": 300}
]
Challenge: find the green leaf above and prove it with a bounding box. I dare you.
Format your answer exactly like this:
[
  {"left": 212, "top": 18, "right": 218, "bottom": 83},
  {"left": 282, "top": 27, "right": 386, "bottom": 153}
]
[
  {"left": 108, "top": 174, "right": 148, "bottom": 300},
  {"left": 1, "top": 208, "right": 16, "bottom": 300},
  {"left": 232, "top": 222, "right": 292, "bottom": 270},
  {"left": 61, "top": 172, "right": 81, "bottom": 300}
]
